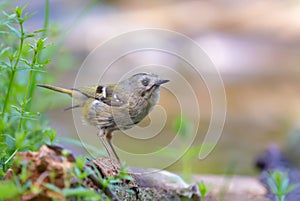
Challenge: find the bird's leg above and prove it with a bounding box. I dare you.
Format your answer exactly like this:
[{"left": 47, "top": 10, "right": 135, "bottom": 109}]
[
  {"left": 97, "top": 128, "right": 115, "bottom": 164},
  {"left": 106, "top": 130, "right": 121, "bottom": 167}
]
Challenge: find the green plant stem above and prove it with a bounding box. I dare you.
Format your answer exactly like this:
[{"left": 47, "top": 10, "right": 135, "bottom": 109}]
[
  {"left": 4, "top": 148, "right": 18, "bottom": 165},
  {"left": 25, "top": 0, "right": 49, "bottom": 111},
  {"left": 278, "top": 194, "right": 284, "bottom": 201},
  {"left": 2, "top": 18, "right": 25, "bottom": 119},
  {"left": 24, "top": 66, "right": 37, "bottom": 112},
  {"left": 18, "top": 49, "right": 38, "bottom": 132},
  {"left": 42, "top": 0, "right": 49, "bottom": 38}
]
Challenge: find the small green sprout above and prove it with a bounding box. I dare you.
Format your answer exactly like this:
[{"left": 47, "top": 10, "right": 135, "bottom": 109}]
[
  {"left": 267, "top": 170, "right": 298, "bottom": 201},
  {"left": 197, "top": 180, "right": 211, "bottom": 199}
]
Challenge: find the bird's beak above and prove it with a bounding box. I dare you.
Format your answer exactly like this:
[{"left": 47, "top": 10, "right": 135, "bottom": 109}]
[{"left": 155, "top": 79, "right": 169, "bottom": 85}]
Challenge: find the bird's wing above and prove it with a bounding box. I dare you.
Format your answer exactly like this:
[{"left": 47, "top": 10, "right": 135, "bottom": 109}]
[{"left": 75, "top": 84, "right": 126, "bottom": 107}]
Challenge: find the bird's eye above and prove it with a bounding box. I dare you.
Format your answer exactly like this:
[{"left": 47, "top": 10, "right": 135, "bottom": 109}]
[{"left": 141, "top": 78, "right": 150, "bottom": 86}]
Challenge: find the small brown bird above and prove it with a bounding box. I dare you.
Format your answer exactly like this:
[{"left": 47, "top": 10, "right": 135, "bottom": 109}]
[{"left": 38, "top": 73, "right": 169, "bottom": 165}]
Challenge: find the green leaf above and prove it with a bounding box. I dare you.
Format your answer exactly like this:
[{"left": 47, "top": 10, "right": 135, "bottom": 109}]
[
  {"left": 0, "top": 61, "right": 11, "bottom": 70},
  {"left": 30, "top": 182, "right": 42, "bottom": 194},
  {"left": 4, "top": 134, "right": 16, "bottom": 150},
  {"left": 0, "top": 135, "right": 8, "bottom": 158},
  {"left": 75, "top": 157, "right": 86, "bottom": 170},
  {"left": 62, "top": 187, "right": 100, "bottom": 197},
  {"left": 0, "top": 31, "right": 9, "bottom": 34},
  {"left": 281, "top": 179, "right": 289, "bottom": 191},
  {"left": 0, "top": 46, "right": 11, "bottom": 56},
  {"left": 267, "top": 176, "right": 278, "bottom": 194},
  {"left": 22, "top": 11, "right": 34, "bottom": 22},
  {"left": 33, "top": 28, "right": 45, "bottom": 34},
  {"left": 286, "top": 183, "right": 297, "bottom": 194},
  {"left": 43, "top": 128, "right": 56, "bottom": 144},
  {"left": 19, "top": 162, "right": 31, "bottom": 182},
  {"left": 11, "top": 105, "right": 21, "bottom": 114},
  {"left": 36, "top": 38, "right": 45, "bottom": 51},
  {"left": 0, "top": 181, "right": 20, "bottom": 199},
  {"left": 14, "top": 7, "right": 22, "bottom": 18},
  {"left": 39, "top": 59, "right": 51, "bottom": 65},
  {"left": 44, "top": 183, "right": 62, "bottom": 194},
  {"left": 15, "top": 132, "right": 27, "bottom": 149},
  {"left": 2, "top": 11, "right": 17, "bottom": 20},
  {"left": 20, "top": 58, "right": 31, "bottom": 66},
  {"left": 23, "top": 180, "right": 33, "bottom": 191},
  {"left": 198, "top": 181, "right": 207, "bottom": 197},
  {"left": 6, "top": 24, "right": 21, "bottom": 38},
  {"left": 24, "top": 33, "right": 36, "bottom": 38}
]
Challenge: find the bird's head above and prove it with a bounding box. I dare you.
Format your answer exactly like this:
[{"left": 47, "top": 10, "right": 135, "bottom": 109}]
[{"left": 122, "top": 73, "right": 169, "bottom": 98}]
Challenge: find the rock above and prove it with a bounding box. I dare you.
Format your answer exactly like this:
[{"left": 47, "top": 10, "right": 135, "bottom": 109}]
[
  {"left": 5, "top": 145, "right": 200, "bottom": 201},
  {"left": 90, "top": 158, "right": 201, "bottom": 201},
  {"left": 192, "top": 175, "right": 271, "bottom": 201}
]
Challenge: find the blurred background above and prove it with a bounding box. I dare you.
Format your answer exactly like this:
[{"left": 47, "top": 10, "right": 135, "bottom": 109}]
[{"left": 18, "top": 0, "right": 300, "bottom": 176}]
